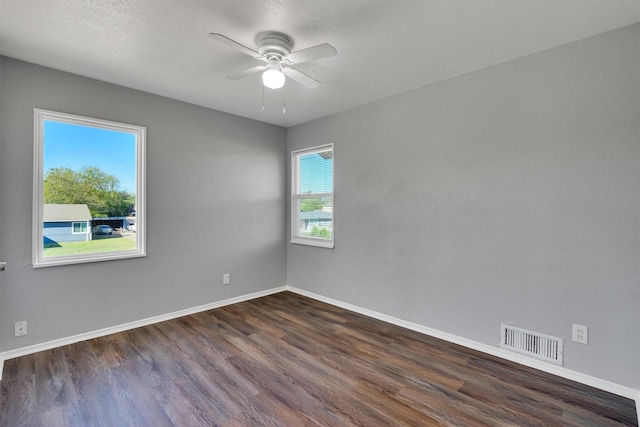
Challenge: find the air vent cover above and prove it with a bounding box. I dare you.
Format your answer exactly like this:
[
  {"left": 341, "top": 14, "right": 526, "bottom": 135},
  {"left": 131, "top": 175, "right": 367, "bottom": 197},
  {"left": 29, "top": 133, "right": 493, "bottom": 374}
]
[{"left": 500, "top": 324, "right": 563, "bottom": 365}]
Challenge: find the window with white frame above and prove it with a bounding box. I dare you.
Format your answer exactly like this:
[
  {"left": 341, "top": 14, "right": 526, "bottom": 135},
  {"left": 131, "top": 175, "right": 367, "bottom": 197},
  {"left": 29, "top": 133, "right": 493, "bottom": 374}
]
[
  {"left": 72, "top": 222, "right": 88, "bottom": 234},
  {"left": 33, "top": 109, "right": 146, "bottom": 267},
  {"left": 291, "top": 144, "right": 334, "bottom": 248}
]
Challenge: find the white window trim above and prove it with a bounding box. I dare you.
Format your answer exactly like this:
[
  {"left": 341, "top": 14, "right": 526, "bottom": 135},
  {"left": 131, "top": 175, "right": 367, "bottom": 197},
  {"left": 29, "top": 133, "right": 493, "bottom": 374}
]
[
  {"left": 33, "top": 109, "right": 146, "bottom": 267},
  {"left": 71, "top": 221, "right": 89, "bottom": 234},
  {"left": 291, "top": 144, "right": 334, "bottom": 249}
]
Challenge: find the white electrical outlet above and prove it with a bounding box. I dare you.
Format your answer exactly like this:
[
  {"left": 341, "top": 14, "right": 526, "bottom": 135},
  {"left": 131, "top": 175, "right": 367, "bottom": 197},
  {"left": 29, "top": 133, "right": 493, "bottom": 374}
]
[
  {"left": 15, "top": 321, "right": 27, "bottom": 337},
  {"left": 572, "top": 324, "right": 588, "bottom": 344},
  {"left": 223, "top": 273, "right": 230, "bottom": 285}
]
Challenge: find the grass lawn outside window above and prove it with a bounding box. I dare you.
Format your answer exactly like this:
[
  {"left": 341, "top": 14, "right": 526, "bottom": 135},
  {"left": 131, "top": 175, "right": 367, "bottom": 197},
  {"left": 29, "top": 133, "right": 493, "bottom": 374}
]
[{"left": 43, "top": 235, "right": 136, "bottom": 257}]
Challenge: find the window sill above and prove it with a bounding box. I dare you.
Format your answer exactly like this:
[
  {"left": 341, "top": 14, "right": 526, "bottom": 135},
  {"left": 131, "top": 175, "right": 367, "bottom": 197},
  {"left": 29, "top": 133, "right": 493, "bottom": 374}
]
[
  {"left": 290, "top": 236, "right": 334, "bottom": 249},
  {"left": 33, "top": 251, "right": 146, "bottom": 268}
]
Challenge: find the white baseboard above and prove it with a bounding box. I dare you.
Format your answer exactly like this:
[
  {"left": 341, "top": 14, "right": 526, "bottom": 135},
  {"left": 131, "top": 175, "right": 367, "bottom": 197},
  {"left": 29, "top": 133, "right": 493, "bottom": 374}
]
[
  {"left": 0, "top": 286, "right": 286, "bottom": 376},
  {"left": 285, "top": 285, "right": 640, "bottom": 424}
]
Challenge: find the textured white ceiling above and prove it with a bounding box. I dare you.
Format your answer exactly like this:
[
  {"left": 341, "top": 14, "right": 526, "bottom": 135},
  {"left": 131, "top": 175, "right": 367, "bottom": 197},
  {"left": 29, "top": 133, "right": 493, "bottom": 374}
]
[{"left": 1, "top": 0, "right": 639, "bottom": 127}]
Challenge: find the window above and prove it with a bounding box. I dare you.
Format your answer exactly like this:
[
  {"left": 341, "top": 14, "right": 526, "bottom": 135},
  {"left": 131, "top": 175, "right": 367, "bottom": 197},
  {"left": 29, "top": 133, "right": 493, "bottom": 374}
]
[
  {"left": 291, "top": 144, "right": 334, "bottom": 248},
  {"left": 33, "top": 109, "right": 146, "bottom": 267},
  {"left": 72, "top": 222, "right": 88, "bottom": 234}
]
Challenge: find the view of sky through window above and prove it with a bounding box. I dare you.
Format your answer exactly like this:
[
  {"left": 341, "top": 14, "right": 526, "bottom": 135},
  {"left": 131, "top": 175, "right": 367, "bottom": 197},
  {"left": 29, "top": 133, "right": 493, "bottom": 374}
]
[
  {"left": 300, "top": 152, "right": 333, "bottom": 194},
  {"left": 44, "top": 120, "right": 137, "bottom": 193}
]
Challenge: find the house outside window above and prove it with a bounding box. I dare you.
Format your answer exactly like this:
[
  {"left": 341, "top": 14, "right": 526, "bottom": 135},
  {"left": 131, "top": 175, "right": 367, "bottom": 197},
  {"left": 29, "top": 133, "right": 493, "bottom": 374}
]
[{"left": 291, "top": 144, "right": 334, "bottom": 248}]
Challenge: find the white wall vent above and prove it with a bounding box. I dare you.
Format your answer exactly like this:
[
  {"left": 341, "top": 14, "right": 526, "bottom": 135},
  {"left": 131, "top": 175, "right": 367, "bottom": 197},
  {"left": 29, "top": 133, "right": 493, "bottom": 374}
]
[{"left": 500, "top": 324, "right": 563, "bottom": 365}]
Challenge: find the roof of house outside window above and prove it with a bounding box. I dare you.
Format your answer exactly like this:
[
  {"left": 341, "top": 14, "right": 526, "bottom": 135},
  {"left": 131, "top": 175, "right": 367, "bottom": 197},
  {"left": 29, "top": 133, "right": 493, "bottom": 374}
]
[{"left": 43, "top": 204, "right": 92, "bottom": 221}]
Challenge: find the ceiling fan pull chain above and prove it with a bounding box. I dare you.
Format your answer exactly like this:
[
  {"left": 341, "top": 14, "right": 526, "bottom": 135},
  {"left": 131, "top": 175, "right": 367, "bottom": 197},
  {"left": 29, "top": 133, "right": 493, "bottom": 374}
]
[
  {"left": 282, "top": 86, "right": 286, "bottom": 115},
  {"left": 261, "top": 83, "right": 265, "bottom": 113}
]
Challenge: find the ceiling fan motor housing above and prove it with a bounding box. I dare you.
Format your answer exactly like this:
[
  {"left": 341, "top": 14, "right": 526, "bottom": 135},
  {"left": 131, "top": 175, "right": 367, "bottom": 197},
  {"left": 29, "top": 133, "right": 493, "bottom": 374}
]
[{"left": 256, "top": 32, "right": 293, "bottom": 59}]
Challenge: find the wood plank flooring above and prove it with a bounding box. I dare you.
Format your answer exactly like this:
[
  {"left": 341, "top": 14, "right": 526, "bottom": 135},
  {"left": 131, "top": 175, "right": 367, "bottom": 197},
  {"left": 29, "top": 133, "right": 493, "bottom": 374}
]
[{"left": 0, "top": 291, "right": 637, "bottom": 426}]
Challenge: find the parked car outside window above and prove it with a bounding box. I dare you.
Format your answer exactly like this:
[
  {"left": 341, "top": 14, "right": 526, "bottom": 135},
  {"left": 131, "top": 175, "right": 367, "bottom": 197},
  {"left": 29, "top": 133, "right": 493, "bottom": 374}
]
[{"left": 92, "top": 225, "right": 113, "bottom": 235}]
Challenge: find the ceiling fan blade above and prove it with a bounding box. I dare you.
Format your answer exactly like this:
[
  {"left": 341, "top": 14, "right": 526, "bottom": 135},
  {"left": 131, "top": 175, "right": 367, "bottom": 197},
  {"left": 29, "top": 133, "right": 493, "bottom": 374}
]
[
  {"left": 208, "top": 33, "right": 264, "bottom": 60},
  {"left": 226, "top": 65, "right": 266, "bottom": 80},
  {"left": 285, "top": 43, "right": 337, "bottom": 64},
  {"left": 283, "top": 67, "right": 321, "bottom": 89}
]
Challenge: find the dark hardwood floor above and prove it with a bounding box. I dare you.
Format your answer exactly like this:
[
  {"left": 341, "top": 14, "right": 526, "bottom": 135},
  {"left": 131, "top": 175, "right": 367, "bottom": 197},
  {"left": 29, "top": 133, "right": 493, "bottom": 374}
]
[{"left": 0, "top": 291, "right": 636, "bottom": 426}]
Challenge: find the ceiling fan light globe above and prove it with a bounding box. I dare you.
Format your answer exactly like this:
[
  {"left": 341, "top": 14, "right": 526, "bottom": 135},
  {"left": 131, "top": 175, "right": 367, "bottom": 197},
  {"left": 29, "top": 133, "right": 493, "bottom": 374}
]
[{"left": 262, "top": 68, "right": 285, "bottom": 89}]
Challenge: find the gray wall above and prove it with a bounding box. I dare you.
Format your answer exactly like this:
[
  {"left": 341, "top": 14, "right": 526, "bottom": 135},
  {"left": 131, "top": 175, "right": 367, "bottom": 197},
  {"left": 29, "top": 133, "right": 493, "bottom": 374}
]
[
  {"left": 0, "top": 57, "right": 287, "bottom": 352},
  {"left": 287, "top": 24, "right": 640, "bottom": 389}
]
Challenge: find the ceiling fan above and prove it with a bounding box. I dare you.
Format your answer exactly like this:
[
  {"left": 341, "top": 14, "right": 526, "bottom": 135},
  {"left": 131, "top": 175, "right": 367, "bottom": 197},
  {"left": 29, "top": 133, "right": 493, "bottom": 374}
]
[{"left": 209, "top": 31, "right": 337, "bottom": 90}]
